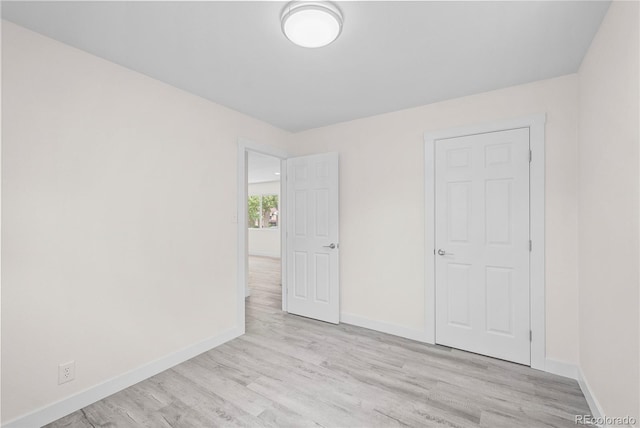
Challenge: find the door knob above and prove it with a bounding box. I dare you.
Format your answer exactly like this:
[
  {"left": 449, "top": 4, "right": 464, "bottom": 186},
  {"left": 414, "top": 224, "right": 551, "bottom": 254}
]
[
  {"left": 323, "top": 243, "right": 337, "bottom": 249},
  {"left": 437, "top": 249, "right": 453, "bottom": 256}
]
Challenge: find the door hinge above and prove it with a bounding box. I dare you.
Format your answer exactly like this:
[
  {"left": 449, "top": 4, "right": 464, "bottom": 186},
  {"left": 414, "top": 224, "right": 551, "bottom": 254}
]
[
  {"left": 529, "top": 240, "right": 532, "bottom": 251},
  {"left": 529, "top": 150, "right": 532, "bottom": 162},
  {"left": 530, "top": 330, "right": 532, "bottom": 342}
]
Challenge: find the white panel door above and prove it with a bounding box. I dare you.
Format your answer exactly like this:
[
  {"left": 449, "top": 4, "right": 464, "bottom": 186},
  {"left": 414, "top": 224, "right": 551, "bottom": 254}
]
[
  {"left": 286, "top": 153, "right": 339, "bottom": 324},
  {"left": 435, "top": 128, "right": 530, "bottom": 364}
]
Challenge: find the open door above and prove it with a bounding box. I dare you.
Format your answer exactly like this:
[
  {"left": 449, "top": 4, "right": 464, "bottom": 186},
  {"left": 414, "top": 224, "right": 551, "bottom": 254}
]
[{"left": 286, "top": 153, "right": 339, "bottom": 324}]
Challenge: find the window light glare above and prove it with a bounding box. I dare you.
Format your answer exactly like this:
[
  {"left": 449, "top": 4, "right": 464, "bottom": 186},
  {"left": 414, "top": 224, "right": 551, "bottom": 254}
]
[{"left": 282, "top": 2, "right": 343, "bottom": 48}]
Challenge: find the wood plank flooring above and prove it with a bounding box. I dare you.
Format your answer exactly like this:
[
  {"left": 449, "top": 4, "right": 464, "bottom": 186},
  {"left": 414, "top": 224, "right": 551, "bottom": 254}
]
[{"left": 47, "top": 256, "right": 592, "bottom": 428}]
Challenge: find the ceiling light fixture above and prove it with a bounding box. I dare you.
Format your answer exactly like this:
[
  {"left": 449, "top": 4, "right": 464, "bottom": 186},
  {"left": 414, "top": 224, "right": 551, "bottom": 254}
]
[{"left": 281, "top": 1, "right": 343, "bottom": 48}]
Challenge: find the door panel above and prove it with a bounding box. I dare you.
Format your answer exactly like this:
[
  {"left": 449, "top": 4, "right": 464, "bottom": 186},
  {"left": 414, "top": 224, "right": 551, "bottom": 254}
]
[
  {"left": 448, "top": 181, "right": 471, "bottom": 242},
  {"left": 286, "top": 153, "right": 339, "bottom": 324},
  {"left": 447, "top": 263, "right": 471, "bottom": 328},
  {"left": 485, "top": 266, "right": 513, "bottom": 335},
  {"left": 293, "top": 252, "right": 308, "bottom": 298},
  {"left": 435, "top": 128, "right": 530, "bottom": 365}
]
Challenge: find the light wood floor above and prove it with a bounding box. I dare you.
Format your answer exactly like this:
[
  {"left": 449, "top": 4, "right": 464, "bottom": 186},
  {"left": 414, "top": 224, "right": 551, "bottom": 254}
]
[{"left": 47, "top": 256, "right": 592, "bottom": 428}]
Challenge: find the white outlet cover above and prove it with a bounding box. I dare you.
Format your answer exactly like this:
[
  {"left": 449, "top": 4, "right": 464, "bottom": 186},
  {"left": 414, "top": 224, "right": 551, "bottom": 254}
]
[{"left": 58, "top": 361, "right": 75, "bottom": 385}]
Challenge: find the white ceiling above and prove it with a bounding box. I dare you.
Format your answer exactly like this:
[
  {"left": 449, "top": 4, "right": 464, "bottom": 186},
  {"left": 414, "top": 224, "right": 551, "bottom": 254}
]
[
  {"left": 2, "top": 1, "right": 610, "bottom": 132},
  {"left": 248, "top": 151, "right": 281, "bottom": 184}
]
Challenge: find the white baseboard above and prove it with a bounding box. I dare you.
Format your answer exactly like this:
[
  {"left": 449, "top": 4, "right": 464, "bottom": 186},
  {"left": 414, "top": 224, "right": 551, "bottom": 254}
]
[
  {"left": 543, "top": 360, "right": 633, "bottom": 427},
  {"left": 3, "top": 327, "right": 243, "bottom": 428},
  {"left": 544, "top": 358, "right": 579, "bottom": 380},
  {"left": 340, "top": 312, "right": 428, "bottom": 343},
  {"left": 577, "top": 367, "right": 607, "bottom": 426},
  {"left": 576, "top": 368, "right": 636, "bottom": 428}
]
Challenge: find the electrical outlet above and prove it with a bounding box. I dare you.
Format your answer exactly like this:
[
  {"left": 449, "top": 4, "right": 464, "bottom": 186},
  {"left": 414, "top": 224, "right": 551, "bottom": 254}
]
[{"left": 58, "top": 361, "right": 75, "bottom": 385}]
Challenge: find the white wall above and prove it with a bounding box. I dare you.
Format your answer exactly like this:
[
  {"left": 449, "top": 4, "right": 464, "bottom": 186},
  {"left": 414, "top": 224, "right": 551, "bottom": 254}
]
[
  {"left": 577, "top": 1, "right": 639, "bottom": 423},
  {"left": 1, "top": 21, "right": 288, "bottom": 424},
  {"left": 248, "top": 181, "right": 281, "bottom": 258},
  {"left": 288, "top": 74, "right": 581, "bottom": 365}
]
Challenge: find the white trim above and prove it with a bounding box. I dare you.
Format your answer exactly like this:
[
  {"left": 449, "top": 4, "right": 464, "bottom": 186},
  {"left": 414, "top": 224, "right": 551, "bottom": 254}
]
[
  {"left": 3, "top": 327, "right": 242, "bottom": 428},
  {"left": 424, "top": 132, "right": 436, "bottom": 344},
  {"left": 423, "top": 114, "right": 546, "bottom": 370},
  {"left": 544, "top": 358, "right": 579, "bottom": 380},
  {"left": 279, "top": 158, "right": 288, "bottom": 312},
  {"left": 528, "top": 115, "right": 546, "bottom": 370},
  {"left": 543, "top": 361, "right": 614, "bottom": 427},
  {"left": 577, "top": 368, "right": 607, "bottom": 426},
  {"left": 237, "top": 138, "right": 288, "bottom": 318},
  {"left": 340, "top": 312, "right": 428, "bottom": 343}
]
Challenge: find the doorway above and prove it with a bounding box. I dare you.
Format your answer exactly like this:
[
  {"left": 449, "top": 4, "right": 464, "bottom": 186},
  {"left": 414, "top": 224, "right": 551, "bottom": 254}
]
[
  {"left": 236, "top": 140, "right": 341, "bottom": 332},
  {"left": 246, "top": 151, "right": 283, "bottom": 310},
  {"left": 236, "top": 140, "right": 288, "bottom": 333}
]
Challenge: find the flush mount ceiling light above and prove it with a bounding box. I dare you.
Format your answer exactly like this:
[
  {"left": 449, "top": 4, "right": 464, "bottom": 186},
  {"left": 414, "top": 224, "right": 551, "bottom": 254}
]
[{"left": 281, "top": 1, "right": 343, "bottom": 48}]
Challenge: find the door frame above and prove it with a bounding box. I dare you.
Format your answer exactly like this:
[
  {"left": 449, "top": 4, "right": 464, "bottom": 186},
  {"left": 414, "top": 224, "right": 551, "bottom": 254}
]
[
  {"left": 236, "top": 138, "right": 288, "bottom": 334},
  {"left": 423, "top": 114, "right": 546, "bottom": 370}
]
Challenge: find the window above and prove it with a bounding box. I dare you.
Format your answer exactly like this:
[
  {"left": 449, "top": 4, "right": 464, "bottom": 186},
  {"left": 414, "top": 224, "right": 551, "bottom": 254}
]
[{"left": 248, "top": 194, "right": 279, "bottom": 229}]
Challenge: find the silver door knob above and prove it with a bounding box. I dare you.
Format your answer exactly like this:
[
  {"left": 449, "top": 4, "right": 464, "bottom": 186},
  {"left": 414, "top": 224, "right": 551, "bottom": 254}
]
[
  {"left": 437, "top": 249, "right": 453, "bottom": 256},
  {"left": 323, "top": 243, "right": 337, "bottom": 249}
]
